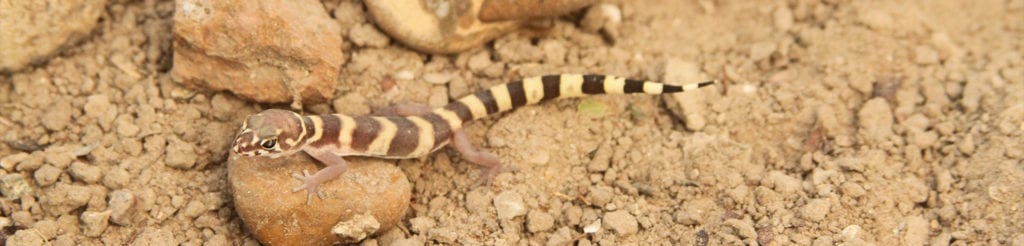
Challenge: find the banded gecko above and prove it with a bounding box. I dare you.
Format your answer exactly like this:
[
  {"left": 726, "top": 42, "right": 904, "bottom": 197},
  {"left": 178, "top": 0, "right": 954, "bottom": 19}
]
[{"left": 231, "top": 74, "right": 715, "bottom": 203}]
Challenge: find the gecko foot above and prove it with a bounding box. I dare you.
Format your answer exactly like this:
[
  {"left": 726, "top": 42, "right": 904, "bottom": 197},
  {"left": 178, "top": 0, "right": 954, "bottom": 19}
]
[
  {"left": 290, "top": 162, "right": 348, "bottom": 205},
  {"left": 471, "top": 157, "right": 518, "bottom": 187},
  {"left": 291, "top": 170, "right": 322, "bottom": 205}
]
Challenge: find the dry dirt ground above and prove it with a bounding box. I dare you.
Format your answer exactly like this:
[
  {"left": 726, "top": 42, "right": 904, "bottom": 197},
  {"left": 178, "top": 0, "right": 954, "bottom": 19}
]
[{"left": 1, "top": 0, "right": 1022, "bottom": 245}]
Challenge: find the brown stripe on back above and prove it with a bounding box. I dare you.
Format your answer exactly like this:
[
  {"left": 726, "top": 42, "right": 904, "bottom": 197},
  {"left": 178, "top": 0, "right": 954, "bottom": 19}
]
[
  {"left": 443, "top": 101, "right": 474, "bottom": 122},
  {"left": 349, "top": 116, "right": 380, "bottom": 152},
  {"left": 474, "top": 90, "right": 500, "bottom": 115},
  {"left": 541, "top": 75, "right": 561, "bottom": 100},
  {"left": 385, "top": 117, "right": 419, "bottom": 156},
  {"left": 421, "top": 113, "right": 452, "bottom": 148},
  {"left": 582, "top": 75, "right": 605, "bottom": 94},
  {"left": 506, "top": 81, "right": 527, "bottom": 108},
  {"left": 624, "top": 79, "right": 645, "bottom": 93},
  {"left": 309, "top": 114, "right": 340, "bottom": 147}
]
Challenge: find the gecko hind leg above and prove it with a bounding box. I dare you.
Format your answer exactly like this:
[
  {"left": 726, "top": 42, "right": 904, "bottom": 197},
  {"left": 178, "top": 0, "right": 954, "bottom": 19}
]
[
  {"left": 292, "top": 149, "right": 348, "bottom": 204},
  {"left": 451, "top": 130, "right": 515, "bottom": 187}
]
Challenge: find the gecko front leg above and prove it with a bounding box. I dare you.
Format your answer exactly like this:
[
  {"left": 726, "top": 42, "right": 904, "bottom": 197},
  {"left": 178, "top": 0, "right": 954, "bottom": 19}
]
[{"left": 293, "top": 148, "right": 348, "bottom": 204}]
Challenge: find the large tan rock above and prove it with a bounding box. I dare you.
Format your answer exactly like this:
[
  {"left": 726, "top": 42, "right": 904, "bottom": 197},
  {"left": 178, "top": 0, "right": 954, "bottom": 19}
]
[
  {"left": 172, "top": 0, "right": 343, "bottom": 104},
  {"left": 228, "top": 152, "right": 410, "bottom": 245},
  {"left": 0, "top": 0, "right": 106, "bottom": 72}
]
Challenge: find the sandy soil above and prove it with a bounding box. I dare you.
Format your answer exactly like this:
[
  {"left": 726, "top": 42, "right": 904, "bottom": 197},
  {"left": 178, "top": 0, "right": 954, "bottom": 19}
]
[{"left": 1, "top": 0, "right": 1022, "bottom": 245}]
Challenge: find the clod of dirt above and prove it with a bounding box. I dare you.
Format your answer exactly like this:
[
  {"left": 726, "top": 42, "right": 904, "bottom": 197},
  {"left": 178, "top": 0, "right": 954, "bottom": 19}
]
[
  {"left": 80, "top": 210, "right": 112, "bottom": 237},
  {"left": 365, "top": 0, "right": 522, "bottom": 54},
  {"left": 799, "top": 199, "right": 831, "bottom": 222},
  {"left": 0, "top": 0, "right": 107, "bottom": 71},
  {"left": 107, "top": 190, "right": 136, "bottom": 226},
  {"left": 0, "top": 174, "right": 31, "bottom": 200},
  {"left": 857, "top": 98, "right": 895, "bottom": 144},
  {"left": 228, "top": 153, "right": 410, "bottom": 245},
  {"left": 602, "top": 210, "right": 639, "bottom": 235},
  {"left": 331, "top": 213, "right": 381, "bottom": 243},
  {"left": 527, "top": 211, "right": 555, "bottom": 233},
  {"left": 171, "top": 0, "right": 343, "bottom": 105},
  {"left": 493, "top": 190, "right": 526, "bottom": 220}
]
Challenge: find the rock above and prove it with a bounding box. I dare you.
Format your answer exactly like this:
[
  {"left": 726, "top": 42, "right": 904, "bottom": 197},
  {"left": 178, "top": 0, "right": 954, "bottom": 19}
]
[
  {"left": 81, "top": 210, "right": 112, "bottom": 237},
  {"left": 0, "top": 0, "right": 107, "bottom": 72},
  {"left": 84, "top": 95, "right": 117, "bottom": 131},
  {"left": 773, "top": 6, "right": 794, "bottom": 32},
  {"left": 172, "top": 0, "right": 343, "bottom": 104},
  {"left": 5, "top": 230, "right": 44, "bottom": 246},
  {"left": 493, "top": 190, "right": 526, "bottom": 220},
  {"left": 33, "top": 165, "right": 63, "bottom": 187},
  {"left": 68, "top": 162, "right": 103, "bottom": 184},
  {"left": 527, "top": 211, "right": 555, "bottom": 233},
  {"left": 348, "top": 23, "right": 390, "bottom": 48},
  {"left": 580, "top": 3, "right": 622, "bottom": 41},
  {"left": 332, "top": 213, "right": 381, "bottom": 243},
  {"left": 0, "top": 174, "right": 31, "bottom": 200},
  {"left": 588, "top": 186, "right": 614, "bottom": 207},
  {"left": 602, "top": 210, "right": 638, "bottom": 235},
  {"left": 857, "top": 98, "right": 894, "bottom": 144},
  {"left": 102, "top": 167, "right": 131, "bottom": 190},
  {"left": 904, "top": 216, "right": 928, "bottom": 246},
  {"left": 228, "top": 152, "right": 410, "bottom": 246},
  {"left": 40, "top": 183, "right": 91, "bottom": 217},
  {"left": 800, "top": 199, "right": 831, "bottom": 222},
  {"left": 164, "top": 136, "right": 197, "bottom": 169},
  {"left": 108, "top": 190, "right": 137, "bottom": 226},
  {"left": 749, "top": 41, "right": 776, "bottom": 61},
  {"left": 365, "top": 0, "right": 522, "bottom": 54}
]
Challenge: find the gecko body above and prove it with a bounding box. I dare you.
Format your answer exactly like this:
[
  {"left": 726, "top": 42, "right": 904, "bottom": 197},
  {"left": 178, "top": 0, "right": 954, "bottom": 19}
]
[{"left": 231, "top": 74, "right": 715, "bottom": 203}]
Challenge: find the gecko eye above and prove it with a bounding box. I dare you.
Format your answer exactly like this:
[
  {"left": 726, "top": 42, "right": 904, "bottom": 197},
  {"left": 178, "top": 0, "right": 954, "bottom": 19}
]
[{"left": 260, "top": 139, "right": 277, "bottom": 149}]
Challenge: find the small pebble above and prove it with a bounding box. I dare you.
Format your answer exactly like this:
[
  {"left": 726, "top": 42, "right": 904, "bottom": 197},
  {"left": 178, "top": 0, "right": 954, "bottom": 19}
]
[
  {"left": 841, "top": 225, "right": 861, "bottom": 241},
  {"left": 800, "top": 199, "right": 830, "bottom": 222},
  {"left": 904, "top": 216, "right": 928, "bottom": 246},
  {"left": 102, "top": 167, "right": 131, "bottom": 189},
  {"left": 164, "top": 136, "right": 197, "bottom": 169},
  {"left": 493, "top": 191, "right": 526, "bottom": 220},
  {"left": 749, "top": 41, "right": 776, "bottom": 61},
  {"left": 408, "top": 217, "right": 436, "bottom": 234},
  {"left": 773, "top": 6, "right": 794, "bottom": 32},
  {"left": 348, "top": 23, "right": 390, "bottom": 48},
  {"left": 68, "top": 162, "right": 103, "bottom": 184},
  {"left": 1, "top": 174, "right": 30, "bottom": 198},
  {"left": 332, "top": 213, "right": 381, "bottom": 243},
  {"left": 527, "top": 211, "right": 555, "bottom": 233},
  {"left": 179, "top": 200, "right": 206, "bottom": 219},
  {"left": 81, "top": 210, "right": 112, "bottom": 237},
  {"left": 6, "top": 230, "right": 43, "bottom": 246},
  {"left": 33, "top": 165, "right": 62, "bottom": 187},
  {"left": 108, "top": 190, "right": 136, "bottom": 226},
  {"left": 602, "top": 210, "right": 638, "bottom": 235},
  {"left": 588, "top": 186, "right": 614, "bottom": 207}
]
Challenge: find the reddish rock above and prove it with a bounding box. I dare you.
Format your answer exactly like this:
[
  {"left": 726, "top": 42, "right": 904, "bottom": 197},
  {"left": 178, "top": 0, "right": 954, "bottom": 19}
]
[
  {"left": 0, "top": 0, "right": 106, "bottom": 72},
  {"left": 172, "top": 0, "right": 343, "bottom": 104},
  {"left": 228, "top": 152, "right": 410, "bottom": 245}
]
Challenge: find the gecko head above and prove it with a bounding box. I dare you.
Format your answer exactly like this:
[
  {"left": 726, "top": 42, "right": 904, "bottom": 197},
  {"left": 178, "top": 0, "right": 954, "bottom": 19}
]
[{"left": 231, "top": 109, "right": 307, "bottom": 158}]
